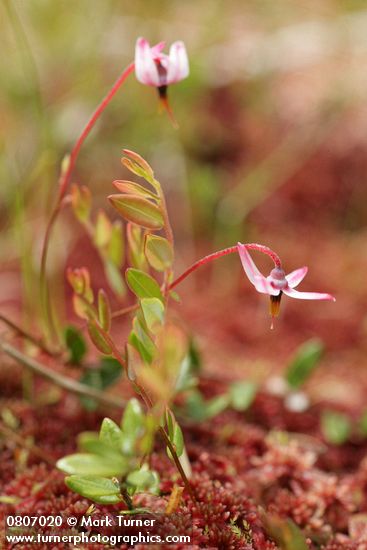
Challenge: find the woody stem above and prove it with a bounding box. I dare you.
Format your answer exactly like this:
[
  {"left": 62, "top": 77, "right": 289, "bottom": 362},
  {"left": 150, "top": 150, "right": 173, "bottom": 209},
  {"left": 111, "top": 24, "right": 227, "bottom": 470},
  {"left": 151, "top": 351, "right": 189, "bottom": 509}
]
[{"left": 169, "top": 243, "right": 282, "bottom": 291}]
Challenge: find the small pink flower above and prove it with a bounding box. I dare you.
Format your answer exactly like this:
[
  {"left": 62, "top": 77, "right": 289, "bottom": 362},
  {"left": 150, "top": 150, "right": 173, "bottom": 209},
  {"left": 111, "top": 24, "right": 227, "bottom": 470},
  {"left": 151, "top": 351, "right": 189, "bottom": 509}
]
[
  {"left": 135, "top": 37, "right": 189, "bottom": 127},
  {"left": 135, "top": 37, "right": 189, "bottom": 88},
  {"left": 237, "top": 243, "right": 335, "bottom": 326}
]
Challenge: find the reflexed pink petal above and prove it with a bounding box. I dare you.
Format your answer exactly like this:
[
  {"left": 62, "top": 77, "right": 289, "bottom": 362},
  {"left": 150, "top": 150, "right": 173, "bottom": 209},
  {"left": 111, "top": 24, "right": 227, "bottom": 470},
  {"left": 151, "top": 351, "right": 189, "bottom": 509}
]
[
  {"left": 151, "top": 41, "right": 166, "bottom": 58},
  {"left": 166, "top": 41, "right": 189, "bottom": 84},
  {"left": 135, "top": 37, "right": 160, "bottom": 86},
  {"left": 254, "top": 276, "right": 280, "bottom": 296},
  {"left": 237, "top": 243, "right": 263, "bottom": 285},
  {"left": 286, "top": 266, "right": 308, "bottom": 288},
  {"left": 283, "top": 287, "right": 336, "bottom": 301}
]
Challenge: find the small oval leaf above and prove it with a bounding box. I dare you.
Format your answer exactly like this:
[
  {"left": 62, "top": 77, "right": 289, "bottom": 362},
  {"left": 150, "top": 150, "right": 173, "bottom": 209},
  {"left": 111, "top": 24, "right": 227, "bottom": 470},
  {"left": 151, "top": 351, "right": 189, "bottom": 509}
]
[
  {"left": 87, "top": 320, "right": 112, "bottom": 355},
  {"left": 65, "top": 475, "right": 121, "bottom": 504},
  {"left": 126, "top": 268, "right": 163, "bottom": 302},
  {"left": 109, "top": 195, "right": 163, "bottom": 230},
  {"left": 145, "top": 235, "right": 174, "bottom": 271}
]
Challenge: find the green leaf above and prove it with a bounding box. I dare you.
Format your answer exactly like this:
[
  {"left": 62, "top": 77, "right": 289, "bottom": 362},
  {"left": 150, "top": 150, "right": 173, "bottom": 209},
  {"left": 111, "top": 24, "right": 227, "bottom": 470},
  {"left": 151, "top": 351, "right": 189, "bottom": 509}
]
[
  {"left": 64, "top": 325, "right": 87, "bottom": 365},
  {"left": 129, "top": 317, "right": 156, "bottom": 364},
  {"left": 126, "top": 268, "right": 163, "bottom": 302},
  {"left": 78, "top": 433, "right": 122, "bottom": 460},
  {"left": 108, "top": 220, "right": 124, "bottom": 267},
  {"left": 99, "top": 418, "right": 123, "bottom": 450},
  {"left": 126, "top": 466, "right": 160, "bottom": 496},
  {"left": 79, "top": 358, "right": 122, "bottom": 411},
  {"left": 121, "top": 398, "right": 145, "bottom": 455},
  {"left": 57, "top": 453, "right": 128, "bottom": 477},
  {"left": 122, "top": 398, "right": 145, "bottom": 438},
  {"left": 104, "top": 260, "right": 125, "bottom": 297},
  {"left": 140, "top": 298, "right": 165, "bottom": 334},
  {"left": 229, "top": 381, "right": 258, "bottom": 411},
  {"left": 108, "top": 195, "right": 163, "bottom": 230},
  {"left": 94, "top": 210, "right": 112, "bottom": 248},
  {"left": 126, "top": 223, "right": 147, "bottom": 271},
  {"left": 87, "top": 320, "right": 112, "bottom": 355},
  {"left": 321, "top": 410, "right": 351, "bottom": 445},
  {"left": 65, "top": 475, "right": 121, "bottom": 504},
  {"left": 145, "top": 235, "right": 173, "bottom": 271},
  {"left": 98, "top": 289, "right": 111, "bottom": 332},
  {"left": 166, "top": 410, "right": 184, "bottom": 458},
  {"left": 185, "top": 391, "right": 229, "bottom": 421},
  {"left": 286, "top": 339, "right": 324, "bottom": 389},
  {"left": 205, "top": 394, "right": 230, "bottom": 418}
]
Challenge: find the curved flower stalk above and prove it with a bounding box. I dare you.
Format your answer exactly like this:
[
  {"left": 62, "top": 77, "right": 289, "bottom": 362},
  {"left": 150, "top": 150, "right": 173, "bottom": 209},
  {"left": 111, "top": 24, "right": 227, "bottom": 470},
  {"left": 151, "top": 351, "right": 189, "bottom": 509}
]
[
  {"left": 168, "top": 241, "right": 335, "bottom": 329},
  {"left": 237, "top": 243, "right": 336, "bottom": 328},
  {"left": 135, "top": 37, "right": 189, "bottom": 126}
]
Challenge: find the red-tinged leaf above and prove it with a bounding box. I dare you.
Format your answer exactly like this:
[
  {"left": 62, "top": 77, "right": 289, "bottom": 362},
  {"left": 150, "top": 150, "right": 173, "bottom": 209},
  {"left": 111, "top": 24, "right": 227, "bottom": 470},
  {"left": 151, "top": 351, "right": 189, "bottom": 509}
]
[
  {"left": 108, "top": 194, "right": 164, "bottom": 230},
  {"left": 87, "top": 320, "right": 112, "bottom": 355},
  {"left": 113, "top": 180, "right": 158, "bottom": 200},
  {"left": 121, "top": 150, "right": 154, "bottom": 181}
]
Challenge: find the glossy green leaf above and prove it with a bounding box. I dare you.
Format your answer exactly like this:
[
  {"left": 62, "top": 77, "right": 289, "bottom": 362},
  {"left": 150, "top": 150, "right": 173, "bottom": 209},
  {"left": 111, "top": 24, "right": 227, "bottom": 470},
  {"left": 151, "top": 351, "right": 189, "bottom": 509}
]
[
  {"left": 126, "top": 268, "right": 163, "bottom": 302},
  {"left": 78, "top": 433, "right": 122, "bottom": 459},
  {"left": 140, "top": 297, "right": 165, "bottom": 334},
  {"left": 98, "top": 289, "right": 111, "bottom": 332},
  {"left": 321, "top": 410, "right": 351, "bottom": 445},
  {"left": 57, "top": 453, "right": 128, "bottom": 477},
  {"left": 145, "top": 235, "right": 173, "bottom": 271},
  {"left": 64, "top": 325, "right": 87, "bottom": 365},
  {"left": 65, "top": 476, "right": 121, "bottom": 504},
  {"left": 108, "top": 195, "right": 163, "bottom": 230},
  {"left": 229, "top": 381, "right": 258, "bottom": 411},
  {"left": 87, "top": 320, "right": 112, "bottom": 355},
  {"left": 99, "top": 418, "right": 123, "bottom": 450},
  {"left": 286, "top": 339, "right": 324, "bottom": 389}
]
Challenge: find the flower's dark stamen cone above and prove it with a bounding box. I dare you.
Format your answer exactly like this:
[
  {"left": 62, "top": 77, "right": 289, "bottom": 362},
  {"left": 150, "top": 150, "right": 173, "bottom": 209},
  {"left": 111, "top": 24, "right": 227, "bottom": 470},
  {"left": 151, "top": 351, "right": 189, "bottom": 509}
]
[
  {"left": 269, "top": 292, "right": 282, "bottom": 330},
  {"left": 158, "top": 85, "right": 179, "bottom": 128}
]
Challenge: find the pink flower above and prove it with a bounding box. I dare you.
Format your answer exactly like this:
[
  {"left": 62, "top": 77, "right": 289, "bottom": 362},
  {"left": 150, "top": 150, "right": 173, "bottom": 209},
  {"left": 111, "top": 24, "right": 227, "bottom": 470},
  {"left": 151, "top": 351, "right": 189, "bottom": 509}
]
[
  {"left": 237, "top": 243, "right": 335, "bottom": 326},
  {"left": 135, "top": 37, "right": 189, "bottom": 88}
]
